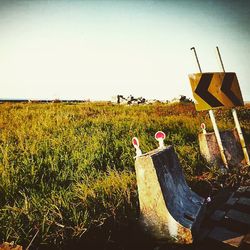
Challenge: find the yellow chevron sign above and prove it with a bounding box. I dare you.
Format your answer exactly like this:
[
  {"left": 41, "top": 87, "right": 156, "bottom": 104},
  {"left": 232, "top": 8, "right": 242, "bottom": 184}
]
[{"left": 188, "top": 72, "right": 244, "bottom": 111}]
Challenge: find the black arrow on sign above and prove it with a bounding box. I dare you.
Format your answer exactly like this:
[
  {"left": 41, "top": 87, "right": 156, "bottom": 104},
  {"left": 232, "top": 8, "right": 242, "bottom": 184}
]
[
  {"left": 194, "top": 73, "right": 224, "bottom": 107},
  {"left": 221, "top": 73, "right": 243, "bottom": 106}
]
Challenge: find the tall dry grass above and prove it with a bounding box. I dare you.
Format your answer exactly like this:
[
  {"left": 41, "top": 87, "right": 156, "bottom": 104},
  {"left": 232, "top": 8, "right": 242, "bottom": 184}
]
[{"left": 0, "top": 101, "right": 249, "bottom": 248}]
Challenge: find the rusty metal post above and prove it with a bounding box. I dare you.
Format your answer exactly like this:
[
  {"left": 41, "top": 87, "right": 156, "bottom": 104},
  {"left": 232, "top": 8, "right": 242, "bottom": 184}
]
[
  {"left": 216, "top": 46, "right": 225, "bottom": 72},
  {"left": 190, "top": 47, "right": 202, "bottom": 73},
  {"left": 191, "top": 47, "right": 228, "bottom": 168},
  {"left": 216, "top": 46, "right": 250, "bottom": 166}
]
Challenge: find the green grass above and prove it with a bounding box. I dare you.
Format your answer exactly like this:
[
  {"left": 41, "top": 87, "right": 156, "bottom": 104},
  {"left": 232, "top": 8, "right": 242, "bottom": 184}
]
[{"left": 0, "top": 101, "right": 249, "bottom": 248}]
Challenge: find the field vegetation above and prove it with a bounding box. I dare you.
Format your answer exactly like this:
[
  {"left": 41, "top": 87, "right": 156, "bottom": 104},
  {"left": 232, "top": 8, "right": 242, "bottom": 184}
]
[{"left": 0, "top": 102, "right": 249, "bottom": 249}]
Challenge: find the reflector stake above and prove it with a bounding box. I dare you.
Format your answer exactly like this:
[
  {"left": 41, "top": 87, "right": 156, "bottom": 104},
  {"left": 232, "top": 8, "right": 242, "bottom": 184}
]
[
  {"left": 201, "top": 123, "right": 207, "bottom": 134},
  {"left": 132, "top": 137, "right": 142, "bottom": 157},
  {"left": 155, "top": 131, "right": 166, "bottom": 149}
]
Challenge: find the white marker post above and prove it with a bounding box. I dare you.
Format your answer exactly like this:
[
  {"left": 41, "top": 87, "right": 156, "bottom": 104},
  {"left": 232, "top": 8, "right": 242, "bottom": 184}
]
[
  {"left": 216, "top": 46, "right": 250, "bottom": 166},
  {"left": 155, "top": 131, "right": 166, "bottom": 149},
  {"left": 191, "top": 47, "right": 228, "bottom": 168},
  {"left": 208, "top": 110, "right": 228, "bottom": 168},
  {"left": 232, "top": 109, "right": 250, "bottom": 165},
  {"left": 201, "top": 123, "right": 207, "bottom": 134},
  {"left": 132, "top": 137, "right": 142, "bottom": 158}
]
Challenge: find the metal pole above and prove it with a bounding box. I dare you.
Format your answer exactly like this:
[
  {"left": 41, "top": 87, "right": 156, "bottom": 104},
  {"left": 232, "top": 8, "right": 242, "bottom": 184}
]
[
  {"left": 190, "top": 47, "right": 202, "bottom": 73},
  {"left": 190, "top": 47, "right": 228, "bottom": 168},
  {"left": 216, "top": 46, "right": 250, "bottom": 166},
  {"left": 216, "top": 46, "right": 225, "bottom": 72}
]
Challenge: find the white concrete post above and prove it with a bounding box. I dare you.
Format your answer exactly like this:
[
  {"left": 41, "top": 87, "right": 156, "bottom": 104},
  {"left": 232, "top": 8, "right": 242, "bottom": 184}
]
[
  {"left": 232, "top": 108, "right": 250, "bottom": 165},
  {"left": 208, "top": 110, "right": 228, "bottom": 168}
]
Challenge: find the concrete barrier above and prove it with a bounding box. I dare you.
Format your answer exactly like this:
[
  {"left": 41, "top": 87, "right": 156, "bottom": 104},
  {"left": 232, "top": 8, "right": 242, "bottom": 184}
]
[
  {"left": 198, "top": 128, "right": 245, "bottom": 168},
  {"left": 134, "top": 146, "right": 206, "bottom": 244}
]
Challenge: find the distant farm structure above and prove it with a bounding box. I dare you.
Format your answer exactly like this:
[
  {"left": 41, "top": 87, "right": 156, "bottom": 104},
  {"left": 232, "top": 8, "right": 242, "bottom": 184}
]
[
  {"left": 170, "top": 95, "right": 194, "bottom": 104},
  {"left": 0, "top": 96, "right": 194, "bottom": 105},
  {"left": 0, "top": 99, "right": 90, "bottom": 104},
  {"left": 111, "top": 94, "right": 193, "bottom": 105}
]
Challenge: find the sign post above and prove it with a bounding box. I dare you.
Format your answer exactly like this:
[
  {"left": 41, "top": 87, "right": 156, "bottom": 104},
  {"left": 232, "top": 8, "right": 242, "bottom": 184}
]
[
  {"left": 216, "top": 47, "right": 250, "bottom": 166},
  {"left": 190, "top": 47, "right": 228, "bottom": 168}
]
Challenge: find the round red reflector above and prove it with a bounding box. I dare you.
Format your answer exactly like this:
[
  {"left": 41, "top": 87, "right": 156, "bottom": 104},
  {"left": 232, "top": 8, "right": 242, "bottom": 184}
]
[
  {"left": 201, "top": 123, "right": 206, "bottom": 130},
  {"left": 132, "top": 137, "right": 139, "bottom": 147},
  {"left": 155, "top": 131, "right": 166, "bottom": 140}
]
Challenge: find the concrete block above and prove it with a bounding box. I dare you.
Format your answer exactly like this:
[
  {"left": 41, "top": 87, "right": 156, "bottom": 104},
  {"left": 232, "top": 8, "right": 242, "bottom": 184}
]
[
  {"left": 226, "top": 209, "right": 250, "bottom": 228},
  {"left": 210, "top": 210, "right": 226, "bottom": 222},
  {"left": 134, "top": 146, "right": 206, "bottom": 244},
  {"left": 198, "top": 128, "right": 245, "bottom": 168},
  {"left": 241, "top": 233, "right": 250, "bottom": 249},
  {"left": 226, "top": 197, "right": 238, "bottom": 207},
  {"left": 235, "top": 186, "right": 250, "bottom": 198},
  {"left": 237, "top": 198, "right": 250, "bottom": 209},
  {"left": 207, "top": 227, "right": 244, "bottom": 248}
]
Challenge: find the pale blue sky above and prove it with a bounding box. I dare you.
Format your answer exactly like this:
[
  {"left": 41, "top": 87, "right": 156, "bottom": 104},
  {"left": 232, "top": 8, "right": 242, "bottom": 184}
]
[{"left": 0, "top": 0, "right": 249, "bottom": 101}]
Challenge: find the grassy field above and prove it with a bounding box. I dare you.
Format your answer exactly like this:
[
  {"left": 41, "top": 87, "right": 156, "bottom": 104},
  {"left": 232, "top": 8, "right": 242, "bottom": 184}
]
[{"left": 0, "top": 101, "right": 249, "bottom": 249}]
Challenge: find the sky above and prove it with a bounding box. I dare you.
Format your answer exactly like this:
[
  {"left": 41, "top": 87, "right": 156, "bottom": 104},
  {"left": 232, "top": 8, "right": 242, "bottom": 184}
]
[{"left": 0, "top": 0, "right": 249, "bottom": 101}]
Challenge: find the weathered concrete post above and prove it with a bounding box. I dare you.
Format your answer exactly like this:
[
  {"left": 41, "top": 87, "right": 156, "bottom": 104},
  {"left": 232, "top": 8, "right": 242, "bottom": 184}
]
[
  {"left": 198, "top": 128, "right": 245, "bottom": 168},
  {"left": 134, "top": 146, "right": 206, "bottom": 244}
]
